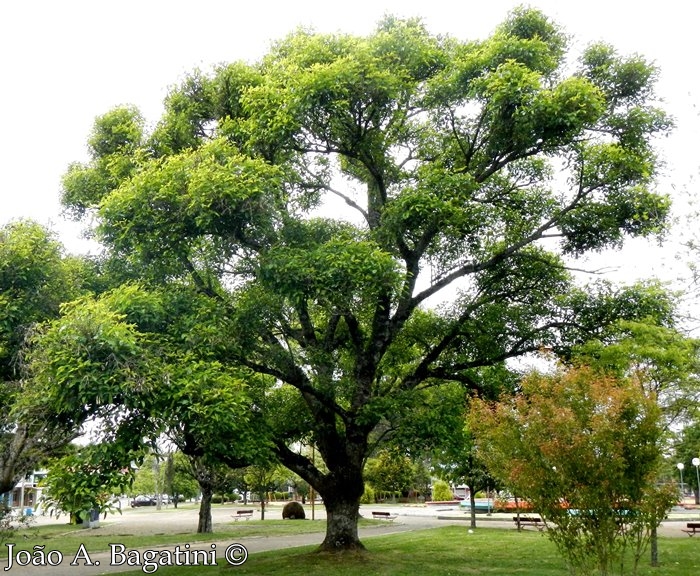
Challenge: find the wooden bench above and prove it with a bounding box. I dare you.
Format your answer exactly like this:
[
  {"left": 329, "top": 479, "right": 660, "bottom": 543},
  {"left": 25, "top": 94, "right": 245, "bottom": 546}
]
[
  {"left": 682, "top": 522, "right": 700, "bottom": 536},
  {"left": 371, "top": 511, "right": 397, "bottom": 521},
  {"left": 233, "top": 510, "right": 254, "bottom": 521},
  {"left": 513, "top": 516, "right": 545, "bottom": 530}
]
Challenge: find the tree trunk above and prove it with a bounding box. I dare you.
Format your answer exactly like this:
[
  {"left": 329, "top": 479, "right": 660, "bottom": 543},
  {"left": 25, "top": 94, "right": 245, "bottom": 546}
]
[
  {"left": 468, "top": 485, "right": 477, "bottom": 529},
  {"left": 320, "top": 493, "right": 364, "bottom": 551},
  {"left": 197, "top": 481, "right": 213, "bottom": 533},
  {"left": 275, "top": 421, "right": 369, "bottom": 552},
  {"left": 0, "top": 426, "right": 31, "bottom": 495},
  {"left": 650, "top": 525, "right": 658, "bottom": 567}
]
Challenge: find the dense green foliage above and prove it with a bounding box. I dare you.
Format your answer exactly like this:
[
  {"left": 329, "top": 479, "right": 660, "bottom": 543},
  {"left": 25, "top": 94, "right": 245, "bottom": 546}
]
[
  {"left": 674, "top": 421, "right": 700, "bottom": 502},
  {"left": 574, "top": 320, "right": 700, "bottom": 427},
  {"left": 364, "top": 450, "right": 416, "bottom": 499},
  {"left": 24, "top": 282, "right": 272, "bottom": 532},
  {"left": 40, "top": 444, "right": 134, "bottom": 523},
  {"left": 0, "top": 220, "right": 90, "bottom": 495}
]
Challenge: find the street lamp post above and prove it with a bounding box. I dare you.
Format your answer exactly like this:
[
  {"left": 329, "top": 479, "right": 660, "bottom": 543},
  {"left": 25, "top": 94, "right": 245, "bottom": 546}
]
[
  {"left": 677, "top": 463, "right": 685, "bottom": 503},
  {"left": 311, "top": 445, "right": 315, "bottom": 521},
  {"left": 692, "top": 457, "right": 700, "bottom": 506}
]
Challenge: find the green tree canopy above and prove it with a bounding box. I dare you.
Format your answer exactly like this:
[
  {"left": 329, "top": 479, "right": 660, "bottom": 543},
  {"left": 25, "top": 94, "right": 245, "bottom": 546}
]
[
  {"left": 40, "top": 443, "right": 135, "bottom": 524},
  {"left": 54, "top": 9, "right": 674, "bottom": 551},
  {"left": 573, "top": 320, "right": 700, "bottom": 426},
  {"left": 25, "top": 283, "right": 272, "bottom": 532},
  {"left": 163, "top": 450, "right": 200, "bottom": 505},
  {"left": 364, "top": 449, "right": 416, "bottom": 498}
]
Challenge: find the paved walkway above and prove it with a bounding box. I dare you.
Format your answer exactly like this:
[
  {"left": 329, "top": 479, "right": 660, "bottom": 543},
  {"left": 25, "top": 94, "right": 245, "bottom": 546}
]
[{"left": 3, "top": 503, "right": 697, "bottom": 575}]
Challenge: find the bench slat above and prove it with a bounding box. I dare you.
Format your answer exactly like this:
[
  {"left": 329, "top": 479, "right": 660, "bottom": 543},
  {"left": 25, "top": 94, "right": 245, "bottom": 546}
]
[
  {"left": 682, "top": 522, "right": 700, "bottom": 536},
  {"left": 232, "top": 510, "right": 254, "bottom": 521},
  {"left": 513, "top": 516, "right": 544, "bottom": 530},
  {"left": 371, "top": 511, "right": 397, "bottom": 520}
]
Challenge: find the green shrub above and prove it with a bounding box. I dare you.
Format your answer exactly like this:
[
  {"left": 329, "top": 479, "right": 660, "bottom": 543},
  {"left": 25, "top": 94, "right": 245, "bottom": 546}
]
[
  {"left": 282, "top": 501, "right": 305, "bottom": 519},
  {"left": 431, "top": 480, "right": 453, "bottom": 501},
  {"left": 360, "top": 484, "right": 375, "bottom": 504}
]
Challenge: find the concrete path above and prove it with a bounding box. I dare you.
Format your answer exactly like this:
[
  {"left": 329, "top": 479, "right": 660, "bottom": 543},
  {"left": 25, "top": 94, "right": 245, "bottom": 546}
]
[{"left": 2, "top": 503, "right": 697, "bottom": 575}]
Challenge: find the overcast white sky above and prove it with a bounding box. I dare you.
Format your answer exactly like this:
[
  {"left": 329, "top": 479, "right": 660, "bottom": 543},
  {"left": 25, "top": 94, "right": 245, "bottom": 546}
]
[{"left": 1, "top": 0, "right": 698, "bottom": 296}]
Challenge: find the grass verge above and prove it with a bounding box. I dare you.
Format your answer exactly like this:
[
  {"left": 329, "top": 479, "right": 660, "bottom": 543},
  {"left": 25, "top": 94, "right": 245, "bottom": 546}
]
[
  {"left": 219, "top": 526, "right": 700, "bottom": 576},
  {"left": 1, "top": 518, "right": 334, "bottom": 557},
  {"left": 110, "top": 526, "right": 699, "bottom": 576}
]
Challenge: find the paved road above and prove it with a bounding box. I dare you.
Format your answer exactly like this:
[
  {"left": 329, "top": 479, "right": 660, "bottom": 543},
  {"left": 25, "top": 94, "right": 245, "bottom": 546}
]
[{"left": 3, "top": 503, "right": 696, "bottom": 575}]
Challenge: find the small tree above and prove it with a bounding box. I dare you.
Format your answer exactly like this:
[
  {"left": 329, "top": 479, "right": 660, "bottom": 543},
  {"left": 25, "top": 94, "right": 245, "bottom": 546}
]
[
  {"left": 469, "top": 366, "right": 676, "bottom": 576},
  {"left": 244, "top": 464, "right": 283, "bottom": 520},
  {"left": 40, "top": 444, "right": 134, "bottom": 525},
  {"left": 130, "top": 453, "right": 161, "bottom": 497},
  {"left": 224, "top": 467, "right": 253, "bottom": 505},
  {"left": 364, "top": 450, "right": 415, "bottom": 501},
  {"left": 573, "top": 319, "right": 700, "bottom": 566},
  {"left": 674, "top": 421, "right": 700, "bottom": 504},
  {"left": 289, "top": 475, "right": 311, "bottom": 503},
  {"left": 360, "top": 484, "right": 375, "bottom": 505},
  {"left": 163, "top": 451, "right": 199, "bottom": 507}
]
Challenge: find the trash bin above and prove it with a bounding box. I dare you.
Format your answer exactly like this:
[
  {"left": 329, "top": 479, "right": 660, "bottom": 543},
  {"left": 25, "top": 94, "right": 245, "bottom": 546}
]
[
  {"left": 87, "top": 508, "right": 100, "bottom": 528},
  {"left": 24, "top": 507, "right": 33, "bottom": 516}
]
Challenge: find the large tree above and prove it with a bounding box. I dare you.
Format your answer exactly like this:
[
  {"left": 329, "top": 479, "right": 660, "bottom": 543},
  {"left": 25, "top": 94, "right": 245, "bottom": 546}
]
[{"left": 57, "top": 9, "right": 674, "bottom": 550}]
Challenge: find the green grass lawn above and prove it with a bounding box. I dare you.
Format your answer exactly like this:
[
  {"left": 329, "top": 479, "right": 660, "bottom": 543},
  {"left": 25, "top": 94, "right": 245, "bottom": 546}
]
[
  {"left": 24, "top": 525, "right": 693, "bottom": 576},
  {"left": 1, "top": 518, "right": 336, "bottom": 557},
  {"left": 206, "top": 528, "right": 699, "bottom": 576},
  {"left": 4, "top": 520, "right": 698, "bottom": 575}
]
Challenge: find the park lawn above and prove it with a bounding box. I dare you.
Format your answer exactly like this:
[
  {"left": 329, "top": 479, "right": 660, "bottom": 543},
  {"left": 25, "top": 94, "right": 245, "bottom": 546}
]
[
  {"left": 1, "top": 518, "right": 338, "bottom": 557},
  {"left": 113, "top": 526, "right": 699, "bottom": 576}
]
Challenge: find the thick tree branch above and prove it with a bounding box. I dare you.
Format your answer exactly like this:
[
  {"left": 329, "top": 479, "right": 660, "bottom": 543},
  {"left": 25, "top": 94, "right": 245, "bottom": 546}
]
[
  {"left": 274, "top": 442, "right": 326, "bottom": 489},
  {"left": 407, "top": 185, "right": 591, "bottom": 312},
  {"left": 325, "top": 185, "right": 370, "bottom": 222},
  {"left": 296, "top": 300, "right": 318, "bottom": 347}
]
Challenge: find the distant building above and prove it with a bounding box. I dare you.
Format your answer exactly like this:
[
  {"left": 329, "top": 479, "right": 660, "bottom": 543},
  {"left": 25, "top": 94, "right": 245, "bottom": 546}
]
[
  {"left": 1, "top": 471, "right": 47, "bottom": 512},
  {"left": 453, "top": 484, "right": 470, "bottom": 499}
]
